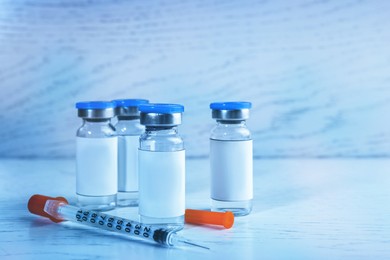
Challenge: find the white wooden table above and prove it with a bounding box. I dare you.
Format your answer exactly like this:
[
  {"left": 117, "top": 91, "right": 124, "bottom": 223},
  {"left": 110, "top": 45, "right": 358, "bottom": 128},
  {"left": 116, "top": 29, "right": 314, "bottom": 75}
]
[{"left": 0, "top": 159, "right": 389, "bottom": 259}]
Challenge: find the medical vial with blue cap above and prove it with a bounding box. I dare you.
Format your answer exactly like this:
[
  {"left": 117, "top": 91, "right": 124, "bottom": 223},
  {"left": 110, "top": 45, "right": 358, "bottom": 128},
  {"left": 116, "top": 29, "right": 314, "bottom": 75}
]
[
  {"left": 210, "top": 102, "right": 253, "bottom": 216},
  {"left": 112, "top": 99, "right": 149, "bottom": 207},
  {"left": 138, "top": 103, "right": 185, "bottom": 229},
  {"left": 75, "top": 101, "right": 118, "bottom": 210}
]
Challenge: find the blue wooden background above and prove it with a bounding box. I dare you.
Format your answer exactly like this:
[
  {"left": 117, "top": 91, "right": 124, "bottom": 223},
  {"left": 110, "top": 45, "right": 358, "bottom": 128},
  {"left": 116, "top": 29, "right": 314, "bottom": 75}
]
[{"left": 0, "top": 0, "right": 389, "bottom": 158}]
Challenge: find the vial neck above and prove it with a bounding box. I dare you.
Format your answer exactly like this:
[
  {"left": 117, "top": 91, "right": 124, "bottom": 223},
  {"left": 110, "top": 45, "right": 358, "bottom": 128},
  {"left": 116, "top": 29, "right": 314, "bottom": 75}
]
[
  {"left": 83, "top": 118, "right": 112, "bottom": 124},
  {"left": 140, "top": 125, "right": 183, "bottom": 151},
  {"left": 212, "top": 120, "right": 251, "bottom": 140},
  {"left": 117, "top": 116, "right": 140, "bottom": 121},
  {"left": 78, "top": 118, "right": 116, "bottom": 138},
  {"left": 145, "top": 126, "right": 178, "bottom": 133},
  {"left": 217, "top": 120, "right": 246, "bottom": 125}
]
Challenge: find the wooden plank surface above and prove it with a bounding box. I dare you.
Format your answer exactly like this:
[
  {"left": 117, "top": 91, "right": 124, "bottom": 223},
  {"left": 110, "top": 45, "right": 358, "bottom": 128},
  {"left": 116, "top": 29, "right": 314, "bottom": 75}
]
[
  {"left": 0, "top": 158, "right": 389, "bottom": 259},
  {"left": 0, "top": 1, "right": 389, "bottom": 158}
]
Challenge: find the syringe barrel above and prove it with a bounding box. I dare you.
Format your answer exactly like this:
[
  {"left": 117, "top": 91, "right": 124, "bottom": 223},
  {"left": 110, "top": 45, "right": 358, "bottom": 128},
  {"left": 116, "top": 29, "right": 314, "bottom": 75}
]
[
  {"left": 44, "top": 200, "right": 173, "bottom": 246},
  {"left": 29, "top": 195, "right": 207, "bottom": 249}
]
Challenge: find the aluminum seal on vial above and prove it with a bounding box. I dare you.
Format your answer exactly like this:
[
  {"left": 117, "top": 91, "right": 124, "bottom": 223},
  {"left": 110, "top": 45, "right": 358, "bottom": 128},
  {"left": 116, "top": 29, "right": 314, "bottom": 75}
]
[
  {"left": 76, "top": 101, "right": 117, "bottom": 119},
  {"left": 138, "top": 104, "right": 184, "bottom": 126},
  {"left": 112, "top": 99, "right": 149, "bottom": 117},
  {"left": 210, "top": 102, "right": 252, "bottom": 120}
]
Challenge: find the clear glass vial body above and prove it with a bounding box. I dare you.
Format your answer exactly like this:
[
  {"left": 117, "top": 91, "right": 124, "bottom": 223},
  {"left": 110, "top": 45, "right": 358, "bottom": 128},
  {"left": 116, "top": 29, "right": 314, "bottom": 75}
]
[
  {"left": 113, "top": 99, "right": 149, "bottom": 207},
  {"left": 138, "top": 104, "right": 185, "bottom": 230},
  {"left": 76, "top": 102, "right": 117, "bottom": 211},
  {"left": 210, "top": 102, "right": 253, "bottom": 216},
  {"left": 115, "top": 116, "right": 144, "bottom": 206}
]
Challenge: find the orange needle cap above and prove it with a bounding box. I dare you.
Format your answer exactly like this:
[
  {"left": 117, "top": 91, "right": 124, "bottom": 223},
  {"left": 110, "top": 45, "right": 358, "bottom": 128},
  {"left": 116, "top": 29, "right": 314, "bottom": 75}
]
[
  {"left": 185, "top": 209, "right": 234, "bottom": 229},
  {"left": 28, "top": 194, "right": 68, "bottom": 223}
]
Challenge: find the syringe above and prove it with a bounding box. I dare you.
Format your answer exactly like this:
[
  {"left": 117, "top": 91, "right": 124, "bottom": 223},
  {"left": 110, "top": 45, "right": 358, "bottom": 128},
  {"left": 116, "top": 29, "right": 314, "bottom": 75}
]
[{"left": 28, "top": 194, "right": 209, "bottom": 249}]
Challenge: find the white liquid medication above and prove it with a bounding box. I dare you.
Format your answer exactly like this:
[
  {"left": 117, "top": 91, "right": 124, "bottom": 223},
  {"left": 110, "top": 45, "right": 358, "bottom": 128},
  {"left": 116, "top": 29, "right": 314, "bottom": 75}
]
[
  {"left": 210, "top": 140, "right": 253, "bottom": 201},
  {"left": 113, "top": 99, "right": 149, "bottom": 207},
  {"left": 139, "top": 150, "right": 185, "bottom": 218},
  {"left": 77, "top": 137, "right": 118, "bottom": 196},
  {"left": 75, "top": 101, "right": 118, "bottom": 211},
  {"left": 118, "top": 136, "right": 139, "bottom": 192},
  {"left": 209, "top": 102, "right": 253, "bottom": 216},
  {"left": 138, "top": 103, "right": 185, "bottom": 229}
]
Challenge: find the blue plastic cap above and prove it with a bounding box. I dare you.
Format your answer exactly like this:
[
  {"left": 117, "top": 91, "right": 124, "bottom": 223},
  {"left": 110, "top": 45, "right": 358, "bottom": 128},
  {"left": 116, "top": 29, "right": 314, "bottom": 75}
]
[
  {"left": 75, "top": 101, "right": 116, "bottom": 110},
  {"left": 138, "top": 103, "right": 184, "bottom": 114},
  {"left": 210, "top": 102, "right": 252, "bottom": 110},
  {"left": 112, "top": 99, "right": 149, "bottom": 107}
]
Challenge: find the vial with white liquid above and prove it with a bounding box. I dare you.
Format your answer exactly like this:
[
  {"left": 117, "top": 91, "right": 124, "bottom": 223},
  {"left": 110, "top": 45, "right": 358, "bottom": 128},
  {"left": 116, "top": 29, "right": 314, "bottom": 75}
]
[
  {"left": 112, "top": 99, "right": 149, "bottom": 207},
  {"left": 76, "top": 101, "right": 118, "bottom": 211},
  {"left": 210, "top": 102, "right": 253, "bottom": 216},
  {"left": 138, "top": 103, "right": 185, "bottom": 229}
]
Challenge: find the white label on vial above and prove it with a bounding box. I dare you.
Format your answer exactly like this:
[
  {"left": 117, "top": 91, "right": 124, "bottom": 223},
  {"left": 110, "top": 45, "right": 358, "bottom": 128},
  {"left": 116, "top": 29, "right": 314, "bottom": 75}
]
[
  {"left": 138, "top": 150, "right": 185, "bottom": 218},
  {"left": 210, "top": 139, "right": 253, "bottom": 201},
  {"left": 118, "top": 135, "right": 139, "bottom": 192},
  {"left": 76, "top": 137, "right": 118, "bottom": 196}
]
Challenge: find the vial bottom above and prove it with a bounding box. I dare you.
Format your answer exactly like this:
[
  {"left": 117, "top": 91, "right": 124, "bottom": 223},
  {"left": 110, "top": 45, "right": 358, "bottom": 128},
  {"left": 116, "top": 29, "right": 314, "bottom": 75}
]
[
  {"left": 140, "top": 215, "right": 185, "bottom": 231},
  {"left": 77, "top": 194, "right": 116, "bottom": 211},
  {"left": 211, "top": 199, "right": 252, "bottom": 216},
  {"left": 117, "top": 191, "right": 138, "bottom": 207}
]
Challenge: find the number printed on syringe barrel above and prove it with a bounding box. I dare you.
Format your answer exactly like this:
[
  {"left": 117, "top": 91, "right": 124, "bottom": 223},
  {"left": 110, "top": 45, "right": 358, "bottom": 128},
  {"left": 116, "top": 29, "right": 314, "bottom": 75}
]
[{"left": 75, "top": 209, "right": 156, "bottom": 241}]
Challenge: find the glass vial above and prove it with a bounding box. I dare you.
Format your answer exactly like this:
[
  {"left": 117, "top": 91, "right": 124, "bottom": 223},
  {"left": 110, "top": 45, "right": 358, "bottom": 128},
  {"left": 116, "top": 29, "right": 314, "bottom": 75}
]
[
  {"left": 138, "top": 103, "right": 185, "bottom": 229},
  {"left": 75, "top": 101, "right": 118, "bottom": 211},
  {"left": 210, "top": 102, "right": 253, "bottom": 216},
  {"left": 112, "top": 99, "right": 149, "bottom": 207}
]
